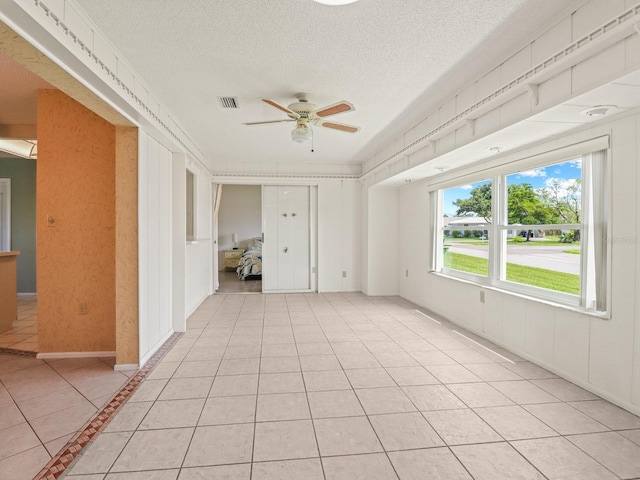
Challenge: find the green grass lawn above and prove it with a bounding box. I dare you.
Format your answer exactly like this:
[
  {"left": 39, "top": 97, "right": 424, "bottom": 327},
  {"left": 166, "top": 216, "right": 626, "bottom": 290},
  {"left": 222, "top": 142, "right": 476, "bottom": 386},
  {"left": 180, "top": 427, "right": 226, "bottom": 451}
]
[
  {"left": 444, "top": 251, "right": 489, "bottom": 276},
  {"left": 443, "top": 252, "right": 579, "bottom": 294}
]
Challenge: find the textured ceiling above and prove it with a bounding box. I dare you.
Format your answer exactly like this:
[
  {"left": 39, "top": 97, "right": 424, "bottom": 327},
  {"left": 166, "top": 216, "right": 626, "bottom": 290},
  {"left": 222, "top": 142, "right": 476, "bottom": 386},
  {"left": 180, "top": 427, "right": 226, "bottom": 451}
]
[{"left": 74, "top": 1, "right": 577, "bottom": 166}]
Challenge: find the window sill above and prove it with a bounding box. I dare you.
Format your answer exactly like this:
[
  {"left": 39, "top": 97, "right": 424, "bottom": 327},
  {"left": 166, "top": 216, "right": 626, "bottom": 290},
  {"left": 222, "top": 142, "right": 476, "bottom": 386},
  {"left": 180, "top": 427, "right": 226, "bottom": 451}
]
[{"left": 430, "top": 270, "right": 610, "bottom": 320}]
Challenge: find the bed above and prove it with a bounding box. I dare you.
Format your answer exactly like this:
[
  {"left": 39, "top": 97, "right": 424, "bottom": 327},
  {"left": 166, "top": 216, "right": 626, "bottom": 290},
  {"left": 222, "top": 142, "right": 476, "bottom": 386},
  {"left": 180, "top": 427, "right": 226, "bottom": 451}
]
[{"left": 236, "top": 237, "right": 262, "bottom": 280}]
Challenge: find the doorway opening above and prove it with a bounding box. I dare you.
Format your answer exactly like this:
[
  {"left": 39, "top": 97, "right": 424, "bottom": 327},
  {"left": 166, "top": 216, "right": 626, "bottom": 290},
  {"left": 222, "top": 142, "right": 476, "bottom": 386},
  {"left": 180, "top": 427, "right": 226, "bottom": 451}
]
[{"left": 216, "top": 184, "right": 263, "bottom": 294}]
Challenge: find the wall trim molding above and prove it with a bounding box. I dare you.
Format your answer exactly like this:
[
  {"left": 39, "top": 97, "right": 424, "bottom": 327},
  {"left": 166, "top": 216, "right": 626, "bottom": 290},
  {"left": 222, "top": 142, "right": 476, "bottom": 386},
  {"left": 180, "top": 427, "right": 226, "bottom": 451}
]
[
  {"left": 139, "top": 329, "right": 174, "bottom": 367},
  {"left": 212, "top": 172, "right": 360, "bottom": 180},
  {"left": 114, "top": 363, "right": 139, "bottom": 371},
  {"left": 36, "top": 351, "right": 116, "bottom": 359}
]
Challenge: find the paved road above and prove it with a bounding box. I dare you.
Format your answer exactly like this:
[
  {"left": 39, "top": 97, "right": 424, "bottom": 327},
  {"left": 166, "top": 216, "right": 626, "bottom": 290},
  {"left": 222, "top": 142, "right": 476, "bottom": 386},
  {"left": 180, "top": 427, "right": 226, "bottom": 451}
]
[{"left": 447, "top": 243, "right": 580, "bottom": 275}]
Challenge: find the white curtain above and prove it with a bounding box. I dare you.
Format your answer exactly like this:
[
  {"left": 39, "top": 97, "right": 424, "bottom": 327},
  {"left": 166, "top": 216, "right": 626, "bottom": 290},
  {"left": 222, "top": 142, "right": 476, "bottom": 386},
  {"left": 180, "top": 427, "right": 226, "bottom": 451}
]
[{"left": 581, "top": 150, "right": 607, "bottom": 311}]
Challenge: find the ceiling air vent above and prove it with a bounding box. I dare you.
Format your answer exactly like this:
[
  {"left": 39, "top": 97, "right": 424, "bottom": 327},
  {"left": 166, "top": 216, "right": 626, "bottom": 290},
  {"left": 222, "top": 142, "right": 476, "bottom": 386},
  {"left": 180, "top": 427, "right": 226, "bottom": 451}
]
[{"left": 218, "top": 96, "right": 239, "bottom": 109}]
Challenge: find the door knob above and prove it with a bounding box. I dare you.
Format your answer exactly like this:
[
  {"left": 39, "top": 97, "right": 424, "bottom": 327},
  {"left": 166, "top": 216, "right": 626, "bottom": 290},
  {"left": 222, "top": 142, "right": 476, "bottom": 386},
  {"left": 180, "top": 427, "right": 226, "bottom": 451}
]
[
  {"left": 282, "top": 213, "right": 288, "bottom": 217},
  {"left": 283, "top": 247, "right": 288, "bottom": 253}
]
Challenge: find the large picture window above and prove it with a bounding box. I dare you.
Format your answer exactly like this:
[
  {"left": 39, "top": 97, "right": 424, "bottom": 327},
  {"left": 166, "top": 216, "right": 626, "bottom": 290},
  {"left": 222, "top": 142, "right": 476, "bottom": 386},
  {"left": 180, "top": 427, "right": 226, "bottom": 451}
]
[{"left": 436, "top": 147, "right": 608, "bottom": 313}]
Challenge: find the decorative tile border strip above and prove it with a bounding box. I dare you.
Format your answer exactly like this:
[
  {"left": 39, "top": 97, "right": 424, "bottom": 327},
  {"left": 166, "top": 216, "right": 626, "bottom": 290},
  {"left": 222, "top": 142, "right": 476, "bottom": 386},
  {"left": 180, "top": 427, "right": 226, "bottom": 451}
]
[
  {"left": 0, "top": 346, "right": 37, "bottom": 357},
  {"left": 34, "top": 331, "right": 183, "bottom": 480}
]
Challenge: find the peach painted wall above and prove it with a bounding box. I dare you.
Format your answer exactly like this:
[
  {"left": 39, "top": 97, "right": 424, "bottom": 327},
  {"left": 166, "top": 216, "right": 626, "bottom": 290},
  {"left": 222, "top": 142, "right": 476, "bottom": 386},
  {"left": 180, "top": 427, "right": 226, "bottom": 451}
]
[
  {"left": 115, "top": 126, "right": 139, "bottom": 364},
  {"left": 37, "top": 90, "right": 116, "bottom": 353}
]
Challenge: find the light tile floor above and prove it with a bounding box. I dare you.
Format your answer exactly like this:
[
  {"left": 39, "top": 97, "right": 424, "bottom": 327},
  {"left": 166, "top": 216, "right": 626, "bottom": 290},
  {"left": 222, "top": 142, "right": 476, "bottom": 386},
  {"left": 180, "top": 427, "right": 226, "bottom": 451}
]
[
  {"left": 55, "top": 293, "right": 640, "bottom": 479},
  {"left": 0, "top": 294, "right": 38, "bottom": 352},
  {"left": 0, "top": 354, "right": 132, "bottom": 479},
  {"left": 0, "top": 295, "right": 132, "bottom": 478}
]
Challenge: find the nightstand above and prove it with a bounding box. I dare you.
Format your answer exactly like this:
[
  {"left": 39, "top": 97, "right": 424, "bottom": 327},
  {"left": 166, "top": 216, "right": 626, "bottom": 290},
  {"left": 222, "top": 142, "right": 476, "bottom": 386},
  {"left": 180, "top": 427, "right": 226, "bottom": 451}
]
[{"left": 223, "top": 249, "right": 244, "bottom": 270}]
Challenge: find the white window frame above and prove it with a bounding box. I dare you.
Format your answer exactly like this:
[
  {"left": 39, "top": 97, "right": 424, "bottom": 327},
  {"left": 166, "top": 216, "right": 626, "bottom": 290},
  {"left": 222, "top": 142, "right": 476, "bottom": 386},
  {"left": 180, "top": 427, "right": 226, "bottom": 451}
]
[{"left": 433, "top": 137, "right": 610, "bottom": 316}]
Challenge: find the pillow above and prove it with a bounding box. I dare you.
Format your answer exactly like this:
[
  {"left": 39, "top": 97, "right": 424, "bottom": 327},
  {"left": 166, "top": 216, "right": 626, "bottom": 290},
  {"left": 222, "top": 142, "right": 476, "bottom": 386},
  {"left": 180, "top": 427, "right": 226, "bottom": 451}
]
[{"left": 248, "top": 237, "right": 262, "bottom": 249}]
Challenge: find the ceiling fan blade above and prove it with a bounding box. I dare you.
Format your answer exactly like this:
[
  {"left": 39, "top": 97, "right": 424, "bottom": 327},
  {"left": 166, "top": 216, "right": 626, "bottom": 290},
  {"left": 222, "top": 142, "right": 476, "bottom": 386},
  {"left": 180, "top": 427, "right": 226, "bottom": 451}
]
[
  {"left": 242, "top": 119, "right": 296, "bottom": 125},
  {"left": 262, "top": 99, "right": 300, "bottom": 119},
  {"left": 316, "top": 119, "right": 360, "bottom": 133},
  {"left": 313, "top": 100, "right": 355, "bottom": 118}
]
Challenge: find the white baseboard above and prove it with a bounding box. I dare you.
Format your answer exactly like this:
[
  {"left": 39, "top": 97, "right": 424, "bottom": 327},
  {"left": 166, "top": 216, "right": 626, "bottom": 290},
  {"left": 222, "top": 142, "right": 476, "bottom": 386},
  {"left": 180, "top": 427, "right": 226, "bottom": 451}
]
[
  {"left": 114, "top": 363, "right": 139, "bottom": 371},
  {"left": 36, "top": 351, "right": 116, "bottom": 359},
  {"left": 139, "top": 329, "right": 175, "bottom": 368},
  {"left": 17, "top": 292, "right": 37, "bottom": 296}
]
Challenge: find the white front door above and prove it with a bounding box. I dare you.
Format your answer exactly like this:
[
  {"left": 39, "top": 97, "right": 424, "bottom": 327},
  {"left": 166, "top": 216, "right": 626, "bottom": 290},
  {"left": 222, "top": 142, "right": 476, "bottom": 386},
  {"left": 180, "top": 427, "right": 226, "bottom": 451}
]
[{"left": 263, "top": 185, "right": 310, "bottom": 292}]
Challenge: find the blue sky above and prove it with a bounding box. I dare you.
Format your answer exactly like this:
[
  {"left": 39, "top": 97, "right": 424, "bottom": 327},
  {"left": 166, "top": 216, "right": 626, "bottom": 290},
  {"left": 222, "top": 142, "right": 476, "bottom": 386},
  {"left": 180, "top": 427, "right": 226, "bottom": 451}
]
[{"left": 443, "top": 159, "right": 581, "bottom": 217}]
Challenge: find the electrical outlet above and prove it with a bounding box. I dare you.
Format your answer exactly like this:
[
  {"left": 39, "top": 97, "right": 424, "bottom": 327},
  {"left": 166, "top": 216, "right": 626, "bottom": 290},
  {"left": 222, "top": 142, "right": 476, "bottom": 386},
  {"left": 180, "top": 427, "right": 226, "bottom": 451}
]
[
  {"left": 79, "top": 303, "right": 88, "bottom": 315},
  {"left": 479, "top": 291, "right": 485, "bottom": 303},
  {"left": 342, "top": 271, "right": 347, "bottom": 278}
]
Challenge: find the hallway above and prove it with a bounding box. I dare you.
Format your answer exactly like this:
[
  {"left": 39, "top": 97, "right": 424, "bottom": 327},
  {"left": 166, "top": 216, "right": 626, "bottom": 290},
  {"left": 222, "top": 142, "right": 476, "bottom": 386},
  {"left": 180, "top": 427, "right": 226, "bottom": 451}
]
[{"left": 58, "top": 292, "right": 640, "bottom": 479}]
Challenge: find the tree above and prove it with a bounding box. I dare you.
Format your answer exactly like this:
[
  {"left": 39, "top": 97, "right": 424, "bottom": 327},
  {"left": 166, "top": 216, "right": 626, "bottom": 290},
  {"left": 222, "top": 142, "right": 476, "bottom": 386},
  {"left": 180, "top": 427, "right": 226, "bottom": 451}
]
[
  {"left": 507, "top": 183, "right": 556, "bottom": 241},
  {"left": 538, "top": 178, "right": 581, "bottom": 240},
  {"left": 453, "top": 182, "right": 558, "bottom": 242},
  {"left": 453, "top": 183, "right": 492, "bottom": 222},
  {"left": 540, "top": 178, "right": 581, "bottom": 223}
]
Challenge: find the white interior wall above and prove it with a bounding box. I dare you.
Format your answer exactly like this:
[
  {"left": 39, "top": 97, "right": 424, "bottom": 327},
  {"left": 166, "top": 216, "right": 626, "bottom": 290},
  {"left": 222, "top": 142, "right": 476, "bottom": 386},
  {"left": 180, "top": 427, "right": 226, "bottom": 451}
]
[
  {"left": 171, "top": 152, "right": 186, "bottom": 333},
  {"left": 141, "top": 142, "right": 213, "bottom": 364},
  {"left": 217, "top": 185, "right": 262, "bottom": 270},
  {"left": 185, "top": 164, "right": 213, "bottom": 315},
  {"left": 138, "top": 132, "right": 173, "bottom": 366},
  {"left": 341, "top": 180, "right": 361, "bottom": 292},
  {"left": 317, "top": 180, "right": 361, "bottom": 292},
  {"left": 398, "top": 183, "right": 430, "bottom": 300},
  {"left": 363, "top": 186, "right": 399, "bottom": 296},
  {"left": 396, "top": 113, "right": 640, "bottom": 415}
]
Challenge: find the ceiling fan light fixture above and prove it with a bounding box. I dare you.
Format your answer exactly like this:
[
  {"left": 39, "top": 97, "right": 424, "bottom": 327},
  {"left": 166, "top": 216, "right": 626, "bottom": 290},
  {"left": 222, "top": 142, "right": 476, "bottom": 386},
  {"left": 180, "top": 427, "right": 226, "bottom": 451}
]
[
  {"left": 312, "top": 0, "right": 359, "bottom": 5},
  {"left": 291, "top": 124, "right": 312, "bottom": 143}
]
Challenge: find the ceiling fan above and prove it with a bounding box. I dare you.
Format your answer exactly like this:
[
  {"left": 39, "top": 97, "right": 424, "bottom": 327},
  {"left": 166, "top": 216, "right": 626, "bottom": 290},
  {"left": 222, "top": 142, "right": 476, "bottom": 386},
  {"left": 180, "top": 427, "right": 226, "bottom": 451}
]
[{"left": 243, "top": 93, "right": 360, "bottom": 143}]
